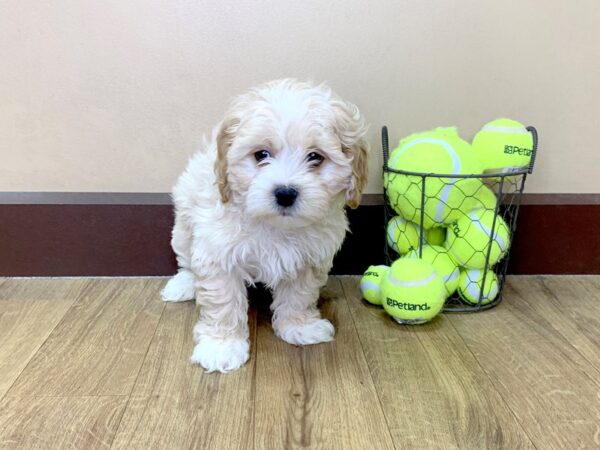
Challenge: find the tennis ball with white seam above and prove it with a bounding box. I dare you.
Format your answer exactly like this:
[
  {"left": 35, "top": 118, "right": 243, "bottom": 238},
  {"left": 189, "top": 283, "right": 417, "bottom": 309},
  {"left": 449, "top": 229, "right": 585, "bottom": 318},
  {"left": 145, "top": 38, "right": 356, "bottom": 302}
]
[
  {"left": 385, "top": 127, "right": 484, "bottom": 228},
  {"left": 406, "top": 245, "right": 460, "bottom": 297},
  {"left": 446, "top": 209, "right": 510, "bottom": 269},
  {"left": 472, "top": 118, "right": 533, "bottom": 171},
  {"left": 386, "top": 216, "right": 420, "bottom": 255},
  {"left": 425, "top": 227, "right": 447, "bottom": 246},
  {"left": 360, "top": 265, "right": 390, "bottom": 305},
  {"left": 457, "top": 269, "right": 499, "bottom": 305},
  {"left": 380, "top": 258, "right": 446, "bottom": 324}
]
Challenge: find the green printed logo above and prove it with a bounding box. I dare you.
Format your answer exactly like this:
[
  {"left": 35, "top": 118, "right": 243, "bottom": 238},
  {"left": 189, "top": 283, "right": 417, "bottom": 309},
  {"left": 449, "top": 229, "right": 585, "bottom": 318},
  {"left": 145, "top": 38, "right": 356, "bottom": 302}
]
[
  {"left": 386, "top": 298, "right": 431, "bottom": 311},
  {"left": 451, "top": 223, "right": 461, "bottom": 236},
  {"left": 504, "top": 145, "right": 533, "bottom": 156}
]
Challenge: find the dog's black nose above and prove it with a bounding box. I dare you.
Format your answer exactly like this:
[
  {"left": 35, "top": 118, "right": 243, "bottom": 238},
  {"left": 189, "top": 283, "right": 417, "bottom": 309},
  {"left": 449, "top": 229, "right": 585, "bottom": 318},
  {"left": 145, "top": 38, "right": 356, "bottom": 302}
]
[{"left": 274, "top": 186, "right": 298, "bottom": 208}]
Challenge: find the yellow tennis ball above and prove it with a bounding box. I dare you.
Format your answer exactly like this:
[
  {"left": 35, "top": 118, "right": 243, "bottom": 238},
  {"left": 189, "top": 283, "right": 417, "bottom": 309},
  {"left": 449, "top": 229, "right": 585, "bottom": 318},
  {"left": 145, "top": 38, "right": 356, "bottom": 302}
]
[
  {"left": 360, "top": 265, "right": 390, "bottom": 305},
  {"left": 385, "top": 127, "right": 484, "bottom": 228},
  {"left": 472, "top": 118, "right": 534, "bottom": 171},
  {"left": 425, "top": 227, "right": 447, "bottom": 246},
  {"left": 380, "top": 258, "right": 446, "bottom": 324},
  {"left": 386, "top": 216, "right": 420, "bottom": 255},
  {"left": 472, "top": 185, "right": 498, "bottom": 211},
  {"left": 406, "top": 245, "right": 460, "bottom": 296},
  {"left": 446, "top": 209, "right": 511, "bottom": 269},
  {"left": 457, "top": 269, "right": 499, "bottom": 305}
]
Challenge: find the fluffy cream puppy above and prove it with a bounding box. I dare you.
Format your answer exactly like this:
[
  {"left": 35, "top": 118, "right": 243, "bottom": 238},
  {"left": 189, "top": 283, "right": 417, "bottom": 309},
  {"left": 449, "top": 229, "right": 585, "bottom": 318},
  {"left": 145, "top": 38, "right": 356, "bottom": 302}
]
[{"left": 162, "top": 79, "right": 369, "bottom": 372}]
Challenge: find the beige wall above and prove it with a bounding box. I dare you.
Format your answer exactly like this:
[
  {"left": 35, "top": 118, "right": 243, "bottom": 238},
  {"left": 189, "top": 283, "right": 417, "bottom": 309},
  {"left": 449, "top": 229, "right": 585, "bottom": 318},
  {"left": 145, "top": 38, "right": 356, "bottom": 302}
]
[{"left": 1, "top": 0, "right": 599, "bottom": 195}]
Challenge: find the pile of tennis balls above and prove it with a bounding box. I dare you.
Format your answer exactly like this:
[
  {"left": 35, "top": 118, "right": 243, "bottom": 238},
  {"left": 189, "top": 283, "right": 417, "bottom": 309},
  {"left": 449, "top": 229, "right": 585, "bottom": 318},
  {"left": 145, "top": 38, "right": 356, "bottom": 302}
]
[{"left": 361, "top": 118, "right": 534, "bottom": 325}]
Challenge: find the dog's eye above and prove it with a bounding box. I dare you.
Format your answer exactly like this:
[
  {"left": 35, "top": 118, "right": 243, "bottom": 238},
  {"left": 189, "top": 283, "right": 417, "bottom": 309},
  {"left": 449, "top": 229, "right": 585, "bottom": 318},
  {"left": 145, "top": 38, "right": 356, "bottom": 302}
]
[
  {"left": 254, "top": 149, "right": 271, "bottom": 163},
  {"left": 307, "top": 151, "right": 324, "bottom": 166}
]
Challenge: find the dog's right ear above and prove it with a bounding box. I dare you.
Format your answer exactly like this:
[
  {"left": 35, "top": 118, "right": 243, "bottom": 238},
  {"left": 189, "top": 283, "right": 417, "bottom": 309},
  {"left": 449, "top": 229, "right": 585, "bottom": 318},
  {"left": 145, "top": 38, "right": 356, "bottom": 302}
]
[
  {"left": 214, "top": 116, "right": 240, "bottom": 203},
  {"left": 330, "top": 98, "right": 370, "bottom": 209}
]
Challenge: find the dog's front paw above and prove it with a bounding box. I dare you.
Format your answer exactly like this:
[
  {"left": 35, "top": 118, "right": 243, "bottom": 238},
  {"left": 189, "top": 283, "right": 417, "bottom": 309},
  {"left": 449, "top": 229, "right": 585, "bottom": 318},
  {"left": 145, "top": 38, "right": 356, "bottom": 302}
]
[
  {"left": 191, "top": 336, "right": 250, "bottom": 373},
  {"left": 274, "top": 318, "right": 335, "bottom": 346},
  {"left": 161, "top": 270, "right": 195, "bottom": 302}
]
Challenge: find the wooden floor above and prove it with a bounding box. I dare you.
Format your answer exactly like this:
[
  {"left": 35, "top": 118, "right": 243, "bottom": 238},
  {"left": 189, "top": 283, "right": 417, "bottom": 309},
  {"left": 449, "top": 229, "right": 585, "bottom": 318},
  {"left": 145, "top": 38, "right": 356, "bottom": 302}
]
[{"left": 0, "top": 276, "right": 599, "bottom": 449}]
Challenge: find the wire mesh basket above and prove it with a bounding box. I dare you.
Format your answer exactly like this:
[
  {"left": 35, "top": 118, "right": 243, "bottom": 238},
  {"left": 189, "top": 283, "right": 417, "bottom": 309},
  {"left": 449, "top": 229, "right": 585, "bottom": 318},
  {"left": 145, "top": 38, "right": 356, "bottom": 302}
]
[{"left": 382, "top": 125, "right": 538, "bottom": 312}]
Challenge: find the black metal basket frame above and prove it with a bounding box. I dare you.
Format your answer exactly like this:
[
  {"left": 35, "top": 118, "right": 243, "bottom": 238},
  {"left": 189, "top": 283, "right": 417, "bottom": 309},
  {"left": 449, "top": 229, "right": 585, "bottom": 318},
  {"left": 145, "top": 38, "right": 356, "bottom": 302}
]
[{"left": 381, "top": 125, "right": 539, "bottom": 312}]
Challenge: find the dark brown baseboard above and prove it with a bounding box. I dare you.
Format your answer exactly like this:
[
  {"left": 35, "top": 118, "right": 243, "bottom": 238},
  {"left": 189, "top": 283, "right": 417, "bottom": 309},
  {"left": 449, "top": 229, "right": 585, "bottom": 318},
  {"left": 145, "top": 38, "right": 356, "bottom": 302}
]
[
  {"left": 507, "top": 205, "right": 600, "bottom": 274},
  {"left": 0, "top": 205, "right": 176, "bottom": 277},
  {"left": 0, "top": 195, "right": 598, "bottom": 276}
]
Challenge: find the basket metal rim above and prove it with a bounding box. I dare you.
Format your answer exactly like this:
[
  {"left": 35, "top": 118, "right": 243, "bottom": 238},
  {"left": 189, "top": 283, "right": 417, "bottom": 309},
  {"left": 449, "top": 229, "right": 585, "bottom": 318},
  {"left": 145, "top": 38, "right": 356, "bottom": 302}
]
[
  {"left": 381, "top": 125, "right": 539, "bottom": 176},
  {"left": 383, "top": 167, "right": 530, "bottom": 178}
]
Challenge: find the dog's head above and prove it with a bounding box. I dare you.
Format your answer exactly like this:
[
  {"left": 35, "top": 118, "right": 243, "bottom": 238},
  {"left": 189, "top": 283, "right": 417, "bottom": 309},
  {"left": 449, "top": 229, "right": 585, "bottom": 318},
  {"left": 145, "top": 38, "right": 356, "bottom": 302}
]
[{"left": 214, "top": 79, "right": 369, "bottom": 227}]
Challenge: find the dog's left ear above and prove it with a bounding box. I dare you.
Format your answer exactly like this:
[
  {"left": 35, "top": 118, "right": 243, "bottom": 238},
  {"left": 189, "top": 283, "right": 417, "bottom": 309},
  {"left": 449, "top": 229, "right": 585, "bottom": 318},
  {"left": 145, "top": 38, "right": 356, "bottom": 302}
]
[{"left": 332, "top": 99, "right": 370, "bottom": 209}]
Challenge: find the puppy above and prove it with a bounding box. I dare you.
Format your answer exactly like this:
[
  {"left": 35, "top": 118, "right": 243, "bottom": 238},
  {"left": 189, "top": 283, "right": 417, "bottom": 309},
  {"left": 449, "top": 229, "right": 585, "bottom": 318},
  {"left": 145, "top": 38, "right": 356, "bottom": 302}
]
[{"left": 162, "top": 79, "right": 369, "bottom": 372}]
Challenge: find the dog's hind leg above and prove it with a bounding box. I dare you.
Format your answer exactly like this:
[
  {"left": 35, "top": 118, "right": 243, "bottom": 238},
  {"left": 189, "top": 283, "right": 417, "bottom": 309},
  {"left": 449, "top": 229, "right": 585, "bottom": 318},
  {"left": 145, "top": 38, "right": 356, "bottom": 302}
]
[
  {"left": 271, "top": 266, "right": 335, "bottom": 346},
  {"left": 161, "top": 214, "right": 196, "bottom": 302}
]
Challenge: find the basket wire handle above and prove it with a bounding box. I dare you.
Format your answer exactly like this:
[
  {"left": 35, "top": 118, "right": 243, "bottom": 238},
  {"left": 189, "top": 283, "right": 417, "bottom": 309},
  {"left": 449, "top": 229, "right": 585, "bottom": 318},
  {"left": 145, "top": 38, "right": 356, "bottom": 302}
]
[
  {"left": 382, "top": 126, "right": 389, "bottom": 169},
  {"left": 526, "top": 126, "right": 538, "bottom": 174}
]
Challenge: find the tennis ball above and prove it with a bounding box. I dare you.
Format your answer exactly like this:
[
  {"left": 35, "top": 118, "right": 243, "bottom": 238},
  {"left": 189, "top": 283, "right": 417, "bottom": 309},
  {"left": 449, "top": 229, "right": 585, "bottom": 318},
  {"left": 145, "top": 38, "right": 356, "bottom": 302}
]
[
  {"left": 386, "top": 216, "right": 420, "bottom": 255},
  {"left": 425, "top": 227, "right": 447, "bottom": 246},
  {"left": 406, "top": 245, "right": 460, "bottom": 296},
  {"left": 472, "top": 118, "right": 534, "bottom": 171},
  {"left": 380, "top": 258, "right": 446, "bottom": 324},
  {"left": 385, "top": 127, "right": 484, "bottom": 228},
  {"left": 458, "top": 269, "right": 499, "bottom": 305},
  {"left": 472, "top": 185, "right": 498, "bottom": 211},
  {"left": 446, "top": 209, "right": 510, "bottom": 269},
  {"left": 360, "top": 265, "right": 390, "bottom": 305}
]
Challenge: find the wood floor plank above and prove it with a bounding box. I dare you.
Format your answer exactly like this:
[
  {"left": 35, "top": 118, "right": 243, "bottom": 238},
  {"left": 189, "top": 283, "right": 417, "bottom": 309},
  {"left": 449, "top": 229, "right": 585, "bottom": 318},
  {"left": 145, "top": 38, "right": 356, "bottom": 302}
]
[
  {"left": 111, "top": 301, "right": 257, "bottom": 450},
  {"left": 449, "top": 276, "right": 600, "bottom": 449},
  {"left": 0, "top": 278, "right": 88, "bottom": 399},
  {"left": 0, "top": 395, "right": 127, "bottom": 449},
  {"left": 253, "top": 277, "right": 395, "bottom": 450},
  {"left": 341, "top": 276, "right": 535, "bottom": 450},
  {"left": 510, "top": 275, "right": 600, "bottom": 375},
  {"left": 6, "top": 279, "right": 164, "bottom": 397}
]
